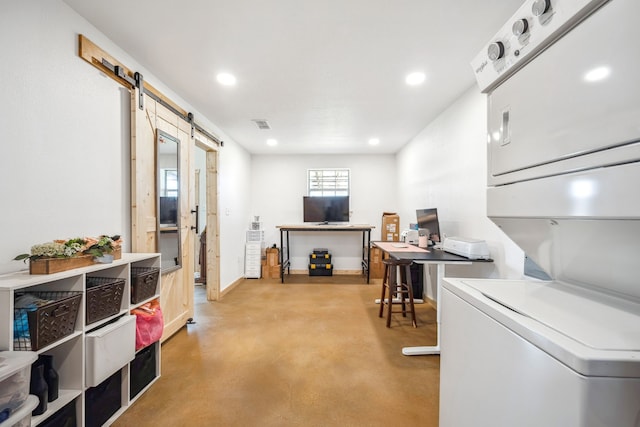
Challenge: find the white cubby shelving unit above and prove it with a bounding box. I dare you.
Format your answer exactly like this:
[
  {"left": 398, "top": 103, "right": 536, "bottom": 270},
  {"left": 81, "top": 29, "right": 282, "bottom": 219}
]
[{"left": 0, "top": 253, "right": 161, "bottom": 427}]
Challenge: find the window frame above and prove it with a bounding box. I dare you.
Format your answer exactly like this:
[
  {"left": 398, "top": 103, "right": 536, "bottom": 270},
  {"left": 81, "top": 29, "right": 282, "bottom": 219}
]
[{"left": 307, "top": 168, "right": 350, "bottom": 197}]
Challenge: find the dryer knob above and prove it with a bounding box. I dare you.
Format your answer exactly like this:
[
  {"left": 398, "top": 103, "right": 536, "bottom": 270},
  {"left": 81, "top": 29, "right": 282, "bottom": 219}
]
[
  {"left": 487, "top": 41, "right": 505, "bottom": 62},
  {"left": 531, "top": 0, "right": 551, "bottom": 17},
  {"left": 512, "top": 18, "right": 529, "bottom": 36}
]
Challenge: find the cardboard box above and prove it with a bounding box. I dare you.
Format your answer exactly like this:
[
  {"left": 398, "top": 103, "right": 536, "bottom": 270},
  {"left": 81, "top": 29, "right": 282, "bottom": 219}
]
[
  {"left": 260, "top": 256, "right": 281, "bottom": 279},
  {"left": 269, "top": 264, "right": 280, "bottom": 279},
  {"left": 267, "top": 264, "right": 281, "bottom": 279},
  {"left": 265, "top": 247, "right": 279, "bottom": 267},
  {"left": 369, "top": 247, "right": 385, "bottom": 279},
  {"left": 381, "top": 212, "right": 400, "bottom": 241}
]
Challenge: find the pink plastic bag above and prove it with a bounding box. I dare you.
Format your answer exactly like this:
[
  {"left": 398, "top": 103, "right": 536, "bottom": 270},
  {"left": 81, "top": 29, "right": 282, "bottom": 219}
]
[{"left": 131, "top": 299, "right": 164, "bottom": 350}]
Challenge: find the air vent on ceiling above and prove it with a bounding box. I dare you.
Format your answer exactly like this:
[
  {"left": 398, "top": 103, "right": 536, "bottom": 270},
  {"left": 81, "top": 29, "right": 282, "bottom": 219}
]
[{"left": 252, "top": 119, "right": 271, "bottom": 130}]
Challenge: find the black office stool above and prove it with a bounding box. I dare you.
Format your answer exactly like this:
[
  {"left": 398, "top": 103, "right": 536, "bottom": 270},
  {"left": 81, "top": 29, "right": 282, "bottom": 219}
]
[{"left": 378, "top": 258, "right": 417, "bottom": 328}]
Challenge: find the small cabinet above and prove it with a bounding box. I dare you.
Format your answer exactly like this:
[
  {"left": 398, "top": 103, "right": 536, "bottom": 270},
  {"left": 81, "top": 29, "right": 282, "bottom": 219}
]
[
  {"left": 244, "top": 242, "right": 262, "bottom": 278},
  {"left": 0, "top": 253, "right": 161, "bottom": 427}
]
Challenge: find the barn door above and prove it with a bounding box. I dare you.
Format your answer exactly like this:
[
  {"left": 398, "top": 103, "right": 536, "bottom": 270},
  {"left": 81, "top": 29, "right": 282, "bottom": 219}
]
[{"left": 131, "top": 88, "right": 194, "bottom": 340}]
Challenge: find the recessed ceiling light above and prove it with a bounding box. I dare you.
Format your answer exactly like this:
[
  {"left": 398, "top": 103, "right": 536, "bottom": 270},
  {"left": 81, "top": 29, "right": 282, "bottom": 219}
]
[
  {"left": 405, "top": 72, "right": 426, "bottom": 86},
  {"left": 368, "top": 138, "right": 380, "bottom": 146},
  {"left": 216, "top": 72, "right": 237, "bottom": 86},
  {"left": 266, "top": 138, "right": 278, "bottom": 146},
  {"left": 584, "top": 66, "right": 610, "bottom": 82}
]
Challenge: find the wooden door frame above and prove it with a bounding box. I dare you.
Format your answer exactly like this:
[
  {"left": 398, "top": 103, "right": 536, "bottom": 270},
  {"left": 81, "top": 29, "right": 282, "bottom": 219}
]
[{"left": 194, "top": 135, "right": 220, "bottom": 301}]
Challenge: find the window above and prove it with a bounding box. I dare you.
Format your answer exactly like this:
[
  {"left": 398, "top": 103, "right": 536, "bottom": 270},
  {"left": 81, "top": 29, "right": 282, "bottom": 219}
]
[
  {"left": 161, "top": 168, "right": 179, "bottom": 197},
  {"left": 308, "top": 169, "right": 350, "bottom": 197}
]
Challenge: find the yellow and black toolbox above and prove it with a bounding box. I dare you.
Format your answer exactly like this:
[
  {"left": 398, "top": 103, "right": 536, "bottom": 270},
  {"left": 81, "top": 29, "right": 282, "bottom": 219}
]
[{"left": 309, "top": 248, "right": 332, "bottom": 276}]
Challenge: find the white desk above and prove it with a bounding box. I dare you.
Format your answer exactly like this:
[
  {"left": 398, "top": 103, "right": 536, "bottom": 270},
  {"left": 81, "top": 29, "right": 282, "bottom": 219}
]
[{"left": 372, "top": 241, "right": 490, "bottom": 356}]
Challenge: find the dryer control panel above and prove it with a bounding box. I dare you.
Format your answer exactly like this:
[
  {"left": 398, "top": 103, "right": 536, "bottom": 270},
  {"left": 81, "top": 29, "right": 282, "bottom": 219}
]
[{"left": 471, "top": 0, "right": 609, "bottom": 93}]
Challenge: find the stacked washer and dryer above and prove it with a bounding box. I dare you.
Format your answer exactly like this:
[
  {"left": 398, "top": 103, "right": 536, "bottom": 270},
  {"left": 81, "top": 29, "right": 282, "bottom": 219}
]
[{"left": 440, "top": 0, "right": 640, "bottom": 426}]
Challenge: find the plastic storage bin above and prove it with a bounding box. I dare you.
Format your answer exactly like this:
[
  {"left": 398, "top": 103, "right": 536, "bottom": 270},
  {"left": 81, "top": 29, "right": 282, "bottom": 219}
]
[
  {"left": 2, "top": 395, "right": 38, "bottom": 427},
  {"left": 13, "top": 291, "right": 82, "bottom": 351},
  {"left": 85, "top": 276, "right": 125, "bottom": 325},
  {"left": 0, "top": 351, "right": 37, "bottom": 422},
  {"left": 85, "top": 315, "right": 136, "bottom": 387},
  {"left": 130, "top": 267, "right": 159, "bottom": 304}
]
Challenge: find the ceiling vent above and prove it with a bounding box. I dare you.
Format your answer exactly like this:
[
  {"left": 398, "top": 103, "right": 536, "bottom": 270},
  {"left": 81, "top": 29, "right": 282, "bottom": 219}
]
[{"left": 252, "top": 119, "right": 271, "bottom": 130}]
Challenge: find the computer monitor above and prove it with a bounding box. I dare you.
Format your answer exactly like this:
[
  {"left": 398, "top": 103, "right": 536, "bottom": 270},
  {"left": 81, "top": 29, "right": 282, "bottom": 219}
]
[
  {"left": 416, "top": 208, "right": 441, "bottom": 246},
  {"left": 303, "top": 196, "right": 350, "bottom": 223}
]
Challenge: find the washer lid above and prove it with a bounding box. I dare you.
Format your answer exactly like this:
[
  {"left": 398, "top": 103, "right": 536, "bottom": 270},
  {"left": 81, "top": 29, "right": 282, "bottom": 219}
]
[{"left": 463, "top": 280, "right": 640, "bottom": 352}]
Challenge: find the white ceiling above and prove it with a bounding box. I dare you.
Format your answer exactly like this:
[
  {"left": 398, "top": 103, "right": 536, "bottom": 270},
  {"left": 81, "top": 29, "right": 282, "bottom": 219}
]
[{"left": 64, "top": 0, "right": 523, "bottom": 154}]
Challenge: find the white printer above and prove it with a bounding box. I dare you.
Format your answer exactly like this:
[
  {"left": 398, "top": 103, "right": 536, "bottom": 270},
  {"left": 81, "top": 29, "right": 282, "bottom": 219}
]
[
  {"left": 442, "top": 236, "right": 490, "bottom": 260},
  {"left": 400, "top": 229, "right": 420, "bottom": 245}
]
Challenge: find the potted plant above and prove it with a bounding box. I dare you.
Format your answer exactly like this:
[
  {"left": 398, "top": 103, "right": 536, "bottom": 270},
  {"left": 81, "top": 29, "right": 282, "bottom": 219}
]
[
  {"left": 14, "top": 235, "right": 123, "bottom": 273},
  {"left": 84, "top": 235, "right": 122, "bottom": 263}
]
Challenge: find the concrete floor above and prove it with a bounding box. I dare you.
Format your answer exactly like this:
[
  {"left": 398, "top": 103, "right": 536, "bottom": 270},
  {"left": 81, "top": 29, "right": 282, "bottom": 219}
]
[{"left": 113, "top": 276, "right": 440, "bottom": 426}]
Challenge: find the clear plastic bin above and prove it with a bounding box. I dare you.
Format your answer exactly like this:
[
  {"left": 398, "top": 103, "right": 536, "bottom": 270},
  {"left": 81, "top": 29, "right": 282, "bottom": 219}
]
[
  {"left": 2, "top": 395, "right": 38, "bottom": 427},
  {"left": 0, "top": 351, "right": 37, "bottom": 423}
]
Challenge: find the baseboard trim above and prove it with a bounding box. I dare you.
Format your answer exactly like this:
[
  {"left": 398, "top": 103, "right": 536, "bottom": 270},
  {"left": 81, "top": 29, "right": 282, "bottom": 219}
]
[
  {"left": 220, "top": 276, "right": 245, "bottom": 298},
  {"left": 424, "top": 296, "right": 437, "bottom": 309}
]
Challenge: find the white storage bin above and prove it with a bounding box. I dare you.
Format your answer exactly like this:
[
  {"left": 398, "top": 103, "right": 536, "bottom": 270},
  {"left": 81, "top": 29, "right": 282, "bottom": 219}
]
[
  {"left": 0, "top": 351, "right": 37, "bottom": 422},
  {"left": 85, "top": 315, "right": 136, "bottom": 387},
  {"left": 2, "top": 395, "right": 38, "bottom": 427}
]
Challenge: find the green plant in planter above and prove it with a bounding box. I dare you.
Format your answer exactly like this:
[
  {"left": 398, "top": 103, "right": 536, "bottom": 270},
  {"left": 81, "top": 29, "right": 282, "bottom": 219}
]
[
  {"left": 84, "top": 235, "right": 121, "bottom": 257},
  {"left": 14, "top": 238, "right": 88, "bottom": 262}
]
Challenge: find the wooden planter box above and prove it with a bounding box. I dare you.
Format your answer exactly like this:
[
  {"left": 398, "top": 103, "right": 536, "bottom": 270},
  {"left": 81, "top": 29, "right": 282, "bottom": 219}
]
[
  {"left": 29, "top": 248, "right": 122, "bottom": 274},
  {"left": 30, "top": 255, "right": 95, "bottom": 274}
]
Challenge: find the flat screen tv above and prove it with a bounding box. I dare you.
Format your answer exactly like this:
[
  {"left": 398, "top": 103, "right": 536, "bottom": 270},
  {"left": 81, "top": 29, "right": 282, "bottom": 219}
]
[
  {"left": 416, "top": 208, "right": 441, "bottom": 246},
  {"left": 303, "top": 196, "right": 350, "bottom": 223},
  {"left": 159, "top": 196, "right": 178, "bottom": 225}
]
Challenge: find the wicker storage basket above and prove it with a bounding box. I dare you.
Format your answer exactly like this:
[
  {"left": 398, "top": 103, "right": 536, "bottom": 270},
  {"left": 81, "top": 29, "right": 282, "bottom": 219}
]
[
  {"left": 14, "top": 291, "right": 82, "bottom": 351},
  {"left": 86, "top": 277, "right": 125, "bottom": 325},
  {"left": 130, "top": 267, "right": 159, "bottom": 304}
]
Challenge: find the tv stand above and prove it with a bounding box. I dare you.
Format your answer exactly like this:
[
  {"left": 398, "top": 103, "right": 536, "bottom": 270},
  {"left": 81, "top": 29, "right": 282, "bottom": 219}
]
[{"left": 276, "top": 224, "right": 374, "bottom": 283}]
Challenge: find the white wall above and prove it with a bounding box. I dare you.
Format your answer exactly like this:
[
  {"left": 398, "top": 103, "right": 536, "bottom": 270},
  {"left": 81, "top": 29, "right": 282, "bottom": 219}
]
[
  {"left": 0, "top": 1, "right": 251, "bottom": 290},
  {"left": 396, "top": 87, "right": 524, "bottom": 285},
  {"left": 0, "top": 1, "right": 521, "bottom": 290},
  {"left": 251, "top": 154, "right": 396, "bottom": 271},
  {"left": 219, "top": 143, "right": 252, "bottom": 285}
]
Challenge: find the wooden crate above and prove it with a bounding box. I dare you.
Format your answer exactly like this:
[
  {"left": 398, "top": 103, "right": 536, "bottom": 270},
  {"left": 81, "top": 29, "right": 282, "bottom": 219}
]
[
  {"left": 29, "top": 247, "right": 121, "bottom": 274},
  {"left": 29, "top": 255, "right": 95, "bottom": 275}
]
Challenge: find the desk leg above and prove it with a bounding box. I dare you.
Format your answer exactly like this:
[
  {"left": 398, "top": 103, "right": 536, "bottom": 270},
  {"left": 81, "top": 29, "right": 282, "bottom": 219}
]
[
  {"left": 280, "top": 229, "right": 291, "bottom": 283},
  {"left": 280, "top": 229, "right": 284, "bottom": 283},
  {"left": 361, "top": 231, "right": 365, "bottom": 277},
  {"left": 361, "top": 230, "right": 371, "bottom": 284},
  {"left": 366, "top": 230, "right": 371, "bottom": 284},
  {"left": 402, "top": 263, "right": 444, "bottom": 356}
]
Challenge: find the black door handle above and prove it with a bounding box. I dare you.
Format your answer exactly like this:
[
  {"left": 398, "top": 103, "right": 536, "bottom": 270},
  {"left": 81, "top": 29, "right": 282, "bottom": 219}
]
[{"left": 191, "top": 207, "right": 199, "bottom": 234}]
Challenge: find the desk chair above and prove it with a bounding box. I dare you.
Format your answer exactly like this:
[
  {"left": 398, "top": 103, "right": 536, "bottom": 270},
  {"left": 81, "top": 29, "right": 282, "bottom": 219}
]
[{"left": 379, "top": 258, "right": 417, "bottom": 328}]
